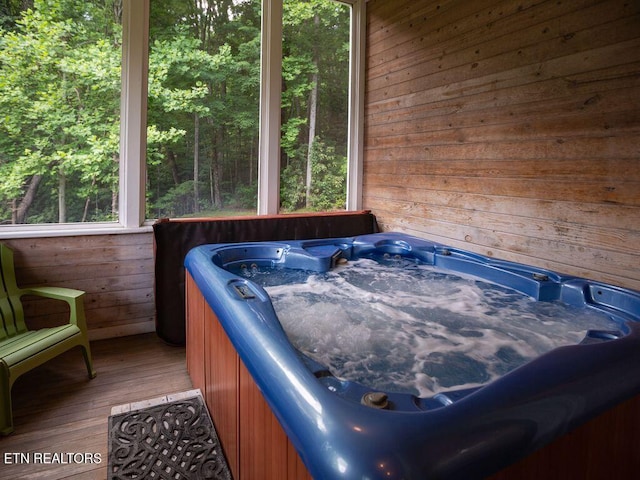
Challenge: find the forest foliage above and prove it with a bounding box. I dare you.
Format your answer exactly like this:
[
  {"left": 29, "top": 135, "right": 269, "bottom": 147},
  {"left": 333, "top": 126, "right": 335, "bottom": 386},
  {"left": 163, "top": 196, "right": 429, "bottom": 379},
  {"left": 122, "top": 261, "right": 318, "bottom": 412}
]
[{"left": 0, "top": 0, "right": 349, "bottom": 224}]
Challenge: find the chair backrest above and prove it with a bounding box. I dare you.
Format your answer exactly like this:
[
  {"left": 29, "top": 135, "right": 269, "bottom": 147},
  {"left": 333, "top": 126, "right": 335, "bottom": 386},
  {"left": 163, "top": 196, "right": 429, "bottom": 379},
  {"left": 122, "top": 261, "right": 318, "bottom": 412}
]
[{"left": 0, "top": 244, "right": 27, "bottom": 341}]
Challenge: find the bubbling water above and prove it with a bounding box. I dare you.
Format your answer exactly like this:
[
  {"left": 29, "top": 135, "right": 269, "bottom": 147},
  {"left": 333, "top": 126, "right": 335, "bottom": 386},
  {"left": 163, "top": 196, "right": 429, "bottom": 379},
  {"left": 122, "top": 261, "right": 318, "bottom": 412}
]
[{"left": 238, "top": 256, "right": 619, "bottom": 397}]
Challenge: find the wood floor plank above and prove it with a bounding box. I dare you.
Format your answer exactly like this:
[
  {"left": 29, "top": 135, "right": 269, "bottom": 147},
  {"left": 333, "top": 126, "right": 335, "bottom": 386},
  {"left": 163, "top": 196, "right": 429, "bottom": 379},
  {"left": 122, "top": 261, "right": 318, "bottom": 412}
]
[{"left": 0, "top": 333, "right": 192, "bottom": 480}]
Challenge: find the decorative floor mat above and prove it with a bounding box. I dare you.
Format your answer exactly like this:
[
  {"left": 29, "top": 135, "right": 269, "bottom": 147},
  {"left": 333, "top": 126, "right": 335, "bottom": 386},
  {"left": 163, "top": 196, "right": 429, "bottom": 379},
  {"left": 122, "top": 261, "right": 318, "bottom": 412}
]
[{"left": 108, "top": 391, "right": 232, "bottom": 480}]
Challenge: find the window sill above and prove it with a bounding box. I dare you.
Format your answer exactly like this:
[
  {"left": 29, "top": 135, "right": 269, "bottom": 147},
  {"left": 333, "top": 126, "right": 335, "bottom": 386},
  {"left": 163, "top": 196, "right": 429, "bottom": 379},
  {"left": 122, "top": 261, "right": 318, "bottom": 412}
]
[{"left": 0, "top": 222, "right": 154, "bottom": 240}]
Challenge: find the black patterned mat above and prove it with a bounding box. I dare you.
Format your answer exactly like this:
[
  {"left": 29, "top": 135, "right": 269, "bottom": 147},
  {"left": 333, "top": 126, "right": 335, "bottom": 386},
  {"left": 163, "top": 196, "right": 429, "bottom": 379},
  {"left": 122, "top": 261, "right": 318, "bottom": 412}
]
[{"left": 108, "top": 395, "right": 232, "bottom": 480}]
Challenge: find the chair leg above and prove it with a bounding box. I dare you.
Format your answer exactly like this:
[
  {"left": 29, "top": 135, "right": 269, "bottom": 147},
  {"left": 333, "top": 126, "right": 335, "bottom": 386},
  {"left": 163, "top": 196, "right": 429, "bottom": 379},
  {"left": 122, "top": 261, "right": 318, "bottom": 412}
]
[
  {"left": 0, "top": 366, "right": 14, "bottom": 435},
  {"left": 81, "top": 342, "right": 97, "bottom": 379}
]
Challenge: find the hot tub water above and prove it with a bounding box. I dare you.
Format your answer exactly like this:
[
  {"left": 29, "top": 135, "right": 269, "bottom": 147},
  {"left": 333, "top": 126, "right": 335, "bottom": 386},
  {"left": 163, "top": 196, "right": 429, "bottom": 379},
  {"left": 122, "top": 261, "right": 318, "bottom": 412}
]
[{"left": 237, "top": 255, "right": 620, "bottom": 397}]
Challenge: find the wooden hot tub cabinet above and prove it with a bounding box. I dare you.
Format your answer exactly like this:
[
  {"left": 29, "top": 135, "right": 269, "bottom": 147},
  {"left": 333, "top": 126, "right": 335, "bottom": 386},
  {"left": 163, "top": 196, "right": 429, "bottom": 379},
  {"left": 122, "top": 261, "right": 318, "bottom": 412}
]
[
  {"left": 186, "top": 271, "right": 640, "bottom": 479},
  {"left": 186, "top": 272, "right": 312, "bottom": 480}
]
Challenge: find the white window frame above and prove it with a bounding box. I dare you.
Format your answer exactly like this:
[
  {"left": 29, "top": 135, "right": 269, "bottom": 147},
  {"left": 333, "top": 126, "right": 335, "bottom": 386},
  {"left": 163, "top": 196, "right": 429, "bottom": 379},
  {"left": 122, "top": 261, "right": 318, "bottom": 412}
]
[
  {"left": 119, "top": 0, "right": 150, "bottom": 229},
  {"left": 258, "top": 0, "right": 366, "bottom": 214},
  {"left": 0, "top": 0, "right": 365, "bottom": 238},
  {"left": 257, "top": 0, "right": 283, "bottom": 215},
  {"left": 344, "top": 0, "right": 366, "bottom": 211}
]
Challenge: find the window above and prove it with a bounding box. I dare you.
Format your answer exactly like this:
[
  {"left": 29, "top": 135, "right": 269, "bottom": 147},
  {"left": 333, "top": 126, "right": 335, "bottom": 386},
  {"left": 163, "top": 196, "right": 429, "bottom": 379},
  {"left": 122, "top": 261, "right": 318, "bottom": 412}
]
[
  {"left": 279, "top": 0, "right": 351, "bottom": 213},
  {"left": 147, "top": 0, "right": 261, "bottom": 219},
  {"left": 0, "top": 0, "right": 122, "bottom": 225},
  {"left": 0, "top": 0, "right": 364, "bottom": 233},
  {"left": 146, "top": 0, "right": 361, "bottom": 219},
  {"left": 258, "top": 0, "right": 365, "bottom": 215}
]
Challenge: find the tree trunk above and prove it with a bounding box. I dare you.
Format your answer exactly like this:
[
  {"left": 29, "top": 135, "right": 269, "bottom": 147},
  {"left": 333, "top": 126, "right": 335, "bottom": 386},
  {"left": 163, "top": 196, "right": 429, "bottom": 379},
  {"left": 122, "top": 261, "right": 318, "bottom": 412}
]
[
  {"left": 82, "top": 196, "right": 90, "bottom": 222},
  {"left": 209, "top": 165, "right": 214, "bottom": 206},
  {"left": 112, "top": 153, "right": 119, "bottom": 218},
  {"left": 194, "top": 112, "right": 200, "bottom": 213},
  {"left": 208, "top": 152, "right": 223, "bottom": 209},
  {"left": 305, "top": 72, "right": 318, "bottom": 208},
  {"left": 213, "top": 160, "right": 223, "bottom": 208},
  {"left": 113, "top": 0, "right": 123, "bottom": 24},
  {"left": 112, "top": 190, "right": 118, "bottom": 219},
  {"left": 213, "top": 126, "right": 224, "bottom": 208},
  {"left": 13, "top": 174, "right": 42, "bottom": 224},
  {"left": 250, "top": 134, "right": 255, "bottom": 186},
  {"left": 166, "top": 149, "right": 180, "bottom": 186},
  {"left": 58, "top": 171, "right": 66, "bottom": 223},
  {"left": 305, "top": 14, "right": 320, "bottom": 209},
  {"left": 81, "top": 177, "right": 97, "bottom": 222},
  {"left": 206, "top": 115, "right": 224, "bottom": 210}
]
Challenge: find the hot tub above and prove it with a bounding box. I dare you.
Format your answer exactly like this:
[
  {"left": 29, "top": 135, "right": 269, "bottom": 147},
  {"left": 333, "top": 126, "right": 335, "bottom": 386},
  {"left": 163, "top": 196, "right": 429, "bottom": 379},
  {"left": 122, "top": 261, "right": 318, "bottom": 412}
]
[{"left": 184, "top": 232, "right": 640, "bottom": 479}]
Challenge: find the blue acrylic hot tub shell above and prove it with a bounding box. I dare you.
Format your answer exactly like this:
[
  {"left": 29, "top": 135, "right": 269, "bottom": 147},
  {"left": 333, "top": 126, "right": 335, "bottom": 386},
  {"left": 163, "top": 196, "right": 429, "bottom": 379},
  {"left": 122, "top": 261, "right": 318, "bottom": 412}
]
[{"left": 185, "top": 232, "right": 640, "bottom": 479}]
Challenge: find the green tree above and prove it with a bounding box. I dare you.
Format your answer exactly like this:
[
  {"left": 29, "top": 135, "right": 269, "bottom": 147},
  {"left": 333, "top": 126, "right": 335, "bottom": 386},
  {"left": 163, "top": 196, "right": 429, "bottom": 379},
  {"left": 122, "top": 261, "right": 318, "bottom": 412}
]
[
  {"left": 147, "top": 28, "right": 216, "bottom": 217},
  {"left": 281, "top": 0, "right": 349, "bottom": 211},
  {"left": 0, "top": 0, "right": 33, "bottom": 30},
  {"left": 0, "top": 0, "right": 121, "bottom": 223},
  {"left": 146, "top": 0, "right": 349, "bottom": 218},
  {"left": 0, "top": 0, "right": 349, "bottom": 223},
  {"left": 147, "top": 0, "right": 261, "bottom": 218}
]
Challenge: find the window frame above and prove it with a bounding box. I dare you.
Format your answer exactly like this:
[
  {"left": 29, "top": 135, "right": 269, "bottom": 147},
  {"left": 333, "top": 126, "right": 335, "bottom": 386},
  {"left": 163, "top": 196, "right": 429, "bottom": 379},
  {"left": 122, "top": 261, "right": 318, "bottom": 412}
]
[{"left": 0, "top": 0, "right": 365, "bottom": 238}]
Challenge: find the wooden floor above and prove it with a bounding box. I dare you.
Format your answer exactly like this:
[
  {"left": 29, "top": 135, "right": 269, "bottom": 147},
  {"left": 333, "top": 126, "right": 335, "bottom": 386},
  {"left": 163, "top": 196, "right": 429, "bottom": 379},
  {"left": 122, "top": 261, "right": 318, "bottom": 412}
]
[{"left": 0, "top": 333, "right": 192, "bottom": 480}]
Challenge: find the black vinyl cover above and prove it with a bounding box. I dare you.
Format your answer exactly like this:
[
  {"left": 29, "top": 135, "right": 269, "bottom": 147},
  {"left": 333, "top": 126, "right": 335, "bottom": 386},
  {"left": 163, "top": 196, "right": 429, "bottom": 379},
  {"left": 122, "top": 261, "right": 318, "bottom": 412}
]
[{"left": 153, "top": 211, "right": 378, "bottom": 345}]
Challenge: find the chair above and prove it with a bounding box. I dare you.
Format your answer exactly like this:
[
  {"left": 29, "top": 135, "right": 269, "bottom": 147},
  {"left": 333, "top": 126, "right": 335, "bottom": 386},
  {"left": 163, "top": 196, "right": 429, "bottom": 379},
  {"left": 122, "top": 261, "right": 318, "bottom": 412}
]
[{"left": 0, "top": 244, "right": 96, "bottom": 435}]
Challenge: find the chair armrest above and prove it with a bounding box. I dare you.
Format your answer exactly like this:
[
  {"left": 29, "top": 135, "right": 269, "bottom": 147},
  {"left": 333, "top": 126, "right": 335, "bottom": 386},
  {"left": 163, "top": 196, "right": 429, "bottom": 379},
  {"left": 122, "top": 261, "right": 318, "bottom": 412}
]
[
  {"left": 20, "top": 286, "right": 85, "bottom": 301},
  {"left": 19, "top": 286, "right": 86, "bottom": 327}
]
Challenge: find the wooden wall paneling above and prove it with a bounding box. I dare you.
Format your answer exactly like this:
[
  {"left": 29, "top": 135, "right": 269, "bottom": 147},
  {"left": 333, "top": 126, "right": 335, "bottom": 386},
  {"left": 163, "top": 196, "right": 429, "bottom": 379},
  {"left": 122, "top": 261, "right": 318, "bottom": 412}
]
[
  {"left": 367, "top": 0, "right": 610, "bottom": 79},
  {"left": 367, "top": 83, "right": 640, "bottom": 142},
  {"left": 364, "top": 195, "right": 640, "bottom": 287},
  {"left": 367, "top": 0, "right": 490, "bottom": 57},
  {"left": 362, "top": 188, "right": 638, "bottom": 233},
  {"left": 370, "top": 219, "right": 640, "bottom": 291},
  {"left": 364, "top": 170, "right": 639, "bottom": 206},
  {"left": 364, "top": 136, "right": 640, "bottom": 166},
  {"left": 2, "top": 232, "right": 156, "bottom": 339},
  {"left": 364, "top": 0, "right": 640, "bottom": 291},
  {"left": 368, "top": 1, "right": 639, "bottom": 97}
]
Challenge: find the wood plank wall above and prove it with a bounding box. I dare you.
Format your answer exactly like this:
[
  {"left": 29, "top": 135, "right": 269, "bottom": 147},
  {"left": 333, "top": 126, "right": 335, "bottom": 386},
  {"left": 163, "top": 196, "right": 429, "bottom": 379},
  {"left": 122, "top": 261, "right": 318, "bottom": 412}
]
[
  {"left": 2, "top": 232, "right": 155, "bottom": 340},
  {"left": 364, "top": 0, "right": 640, "bottom": 291}
]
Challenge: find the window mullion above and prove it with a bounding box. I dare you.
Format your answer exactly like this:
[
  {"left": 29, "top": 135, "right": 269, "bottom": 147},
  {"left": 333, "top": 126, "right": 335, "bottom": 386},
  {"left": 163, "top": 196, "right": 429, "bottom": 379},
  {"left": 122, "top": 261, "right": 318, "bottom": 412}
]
[
  {"left": 120, "top": 0, "right": 149, "bottom": 228},
  {"left": 346, "top": 0, "right": 365, "bottom": 211},
  {"left": 257, "top": 0, "right": 283, "bottom": 215}
]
